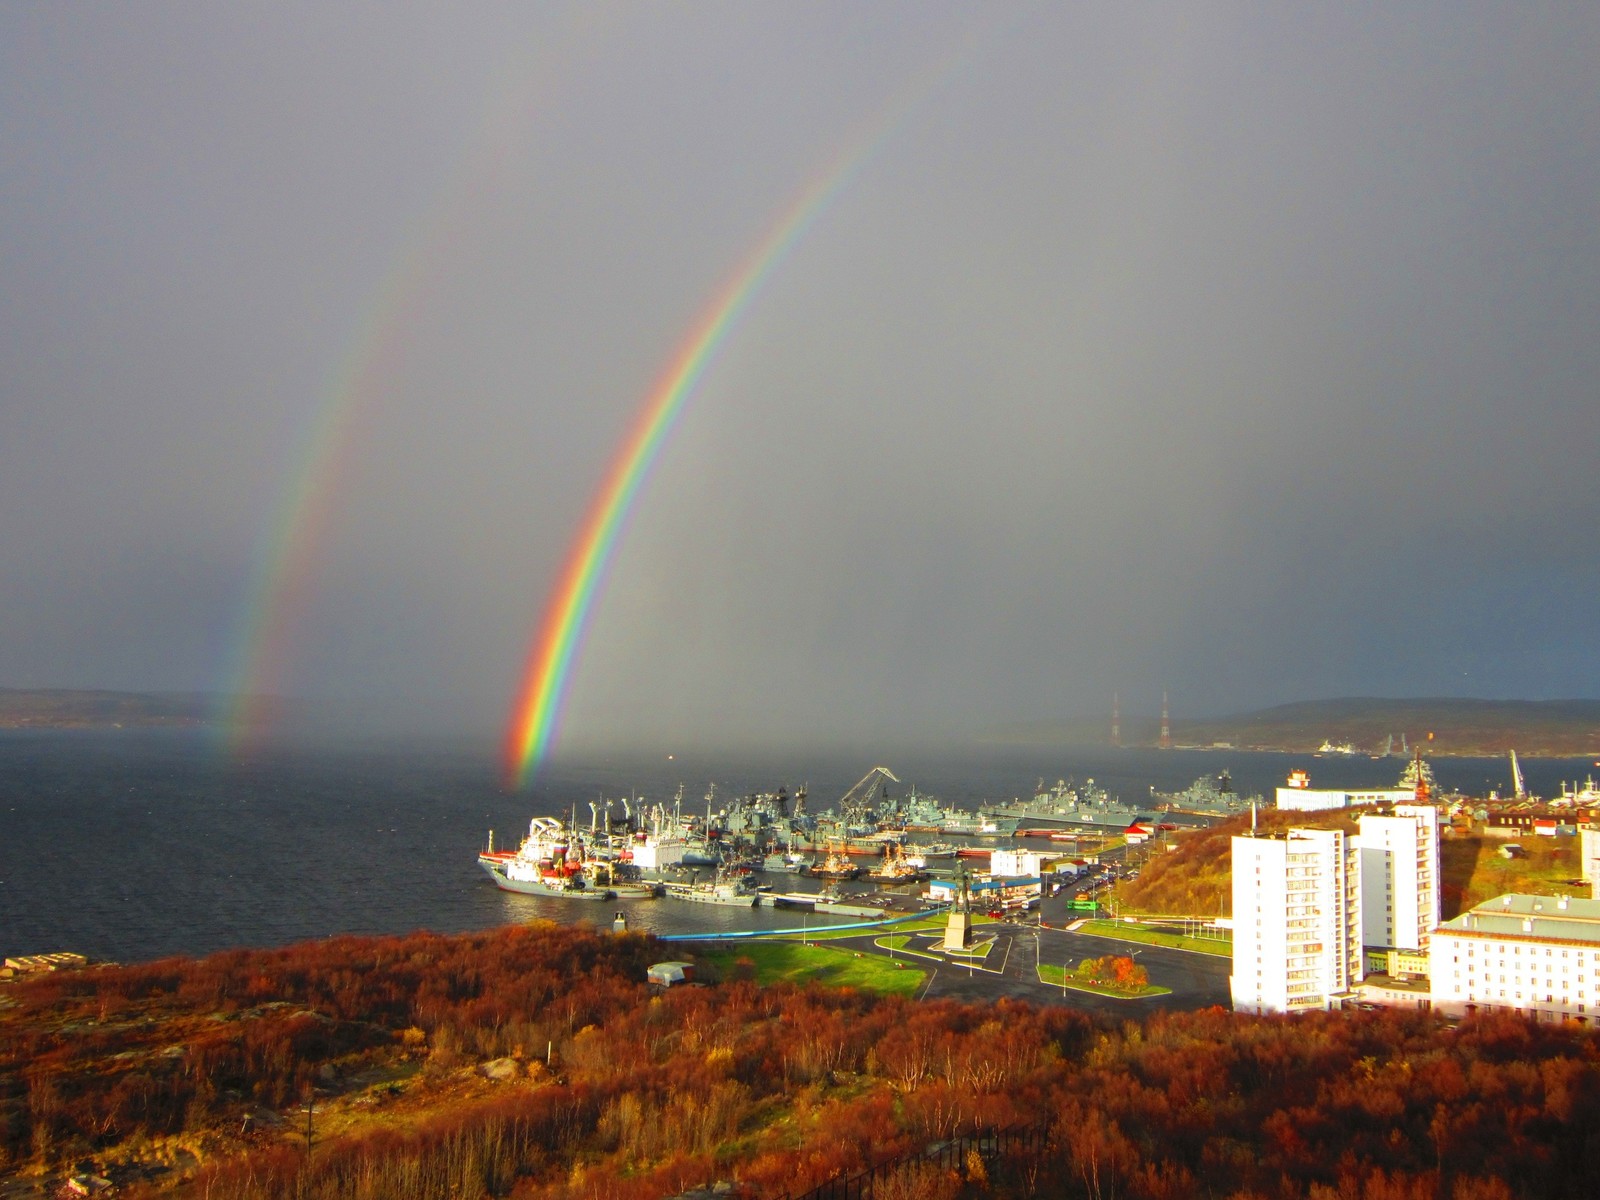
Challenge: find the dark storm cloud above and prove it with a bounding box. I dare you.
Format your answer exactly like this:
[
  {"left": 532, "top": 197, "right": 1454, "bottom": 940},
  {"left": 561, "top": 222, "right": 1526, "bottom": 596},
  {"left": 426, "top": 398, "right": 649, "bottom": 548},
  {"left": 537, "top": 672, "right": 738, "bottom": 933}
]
[{"left": 1, "top": 3, "right": 1596, "bottom": 751}]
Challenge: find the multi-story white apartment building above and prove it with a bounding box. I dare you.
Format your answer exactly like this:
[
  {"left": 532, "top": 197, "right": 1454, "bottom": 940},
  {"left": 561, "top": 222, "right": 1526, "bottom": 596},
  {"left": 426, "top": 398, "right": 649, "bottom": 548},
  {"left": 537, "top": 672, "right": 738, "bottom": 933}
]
[
  {"left": 1231, "top": 827, "right": 1362, "bottom": 1014},
  {"left": 1358, "top": 805, "right": 1441, "bottom": 957},
  {"left": 1431, "top": 894, "right": 1600, "bottom": 1022}
]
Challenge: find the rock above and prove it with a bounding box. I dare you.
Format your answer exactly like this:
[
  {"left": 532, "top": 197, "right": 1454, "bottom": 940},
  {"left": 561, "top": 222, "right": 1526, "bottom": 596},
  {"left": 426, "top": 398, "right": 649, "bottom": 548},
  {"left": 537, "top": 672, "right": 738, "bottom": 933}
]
[{"left": 481, "top": 1057, "right": 520, "bottom": 1080}]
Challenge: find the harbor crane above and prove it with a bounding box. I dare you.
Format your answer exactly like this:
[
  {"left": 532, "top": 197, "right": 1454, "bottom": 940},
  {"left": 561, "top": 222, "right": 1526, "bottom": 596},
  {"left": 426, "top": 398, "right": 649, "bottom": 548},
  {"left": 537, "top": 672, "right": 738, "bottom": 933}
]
[{"left": 838, "top": 765, "right": 901, "bottom": 827}]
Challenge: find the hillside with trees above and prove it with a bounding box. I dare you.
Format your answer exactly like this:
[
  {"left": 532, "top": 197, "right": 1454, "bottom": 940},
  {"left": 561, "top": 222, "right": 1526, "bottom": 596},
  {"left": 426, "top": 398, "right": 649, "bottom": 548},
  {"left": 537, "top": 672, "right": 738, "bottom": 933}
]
[
  {"left": 1178, "top": 698, "right": 1600, "bottom": 757},
  {"left": 0, "top": 688, "right": 213, "bottom": 728},
  {"left": 4, "top": 924, "right": 1600, "bottom": 1198},
  {"left": 1118, "top": 809, "right": 1585, "bottom": 920}
]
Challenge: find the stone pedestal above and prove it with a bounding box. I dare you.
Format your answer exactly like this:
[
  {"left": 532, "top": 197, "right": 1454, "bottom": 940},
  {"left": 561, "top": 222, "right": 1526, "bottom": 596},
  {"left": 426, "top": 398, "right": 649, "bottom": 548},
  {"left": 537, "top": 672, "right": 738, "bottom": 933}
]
[{"left": 943, "top": 910, "right": 971, "bottom": 951}]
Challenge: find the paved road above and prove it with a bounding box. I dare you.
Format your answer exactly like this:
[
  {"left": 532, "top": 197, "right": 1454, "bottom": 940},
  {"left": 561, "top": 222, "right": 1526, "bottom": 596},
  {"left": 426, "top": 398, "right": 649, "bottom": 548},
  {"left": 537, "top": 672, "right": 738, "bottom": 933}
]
[{"left": 828, "top": 904, "right": 1231, "bottom": 1012}]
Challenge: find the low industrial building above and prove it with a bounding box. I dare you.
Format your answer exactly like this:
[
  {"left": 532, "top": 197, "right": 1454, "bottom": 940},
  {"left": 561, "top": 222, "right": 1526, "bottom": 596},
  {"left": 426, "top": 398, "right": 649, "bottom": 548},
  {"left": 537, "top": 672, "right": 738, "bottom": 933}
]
[{"left": 1276, "top": 770, "right": 1414, "bottom": 812}]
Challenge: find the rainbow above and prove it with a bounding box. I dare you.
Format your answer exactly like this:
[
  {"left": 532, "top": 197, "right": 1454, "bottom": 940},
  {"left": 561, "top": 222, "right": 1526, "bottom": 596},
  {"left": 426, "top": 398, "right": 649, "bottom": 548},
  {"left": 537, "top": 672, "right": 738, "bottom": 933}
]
[
  {"left": 505, "top": 164, "right": 853, "bottom": 785},
  {"left": 217, "top": 52, "right": 579, "bottom": 750},
  {"left": 503, "top": 19, "right": 1017, "bottom": 785},
  {"left": 219, "top": 285, "right": 415, "bottom": 747}
]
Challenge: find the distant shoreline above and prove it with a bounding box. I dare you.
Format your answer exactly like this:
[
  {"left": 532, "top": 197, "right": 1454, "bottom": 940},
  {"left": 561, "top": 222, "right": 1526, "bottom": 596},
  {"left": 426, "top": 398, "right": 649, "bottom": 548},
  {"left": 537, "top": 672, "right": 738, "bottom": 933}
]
[{"left": 2, "top": 688, "right": 1597, "bottom": 758}]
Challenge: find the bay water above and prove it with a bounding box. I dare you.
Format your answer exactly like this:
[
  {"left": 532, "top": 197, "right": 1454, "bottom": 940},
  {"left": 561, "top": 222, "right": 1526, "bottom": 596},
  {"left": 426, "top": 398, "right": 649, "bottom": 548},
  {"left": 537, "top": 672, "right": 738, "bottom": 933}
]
[{"left": 0, "top": 729, "right": 1583, "bottom": 964}]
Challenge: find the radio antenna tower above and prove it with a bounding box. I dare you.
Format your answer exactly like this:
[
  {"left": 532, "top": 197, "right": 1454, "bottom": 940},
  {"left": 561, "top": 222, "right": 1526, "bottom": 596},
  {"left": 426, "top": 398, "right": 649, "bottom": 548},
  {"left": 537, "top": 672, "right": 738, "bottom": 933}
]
[
  {"left": 1111, "top": 693, "right": 1121, "bottom": 748},
  {"left": 1159, "top": 690, "right": 1172, "bottom": 750}
]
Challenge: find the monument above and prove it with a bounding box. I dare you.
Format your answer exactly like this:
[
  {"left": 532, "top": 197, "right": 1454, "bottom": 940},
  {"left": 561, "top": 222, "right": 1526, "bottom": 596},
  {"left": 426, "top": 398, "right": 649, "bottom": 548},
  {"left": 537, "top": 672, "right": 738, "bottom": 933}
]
[{"left": 943, "top": 868, "right": 973, "bottom": 951}]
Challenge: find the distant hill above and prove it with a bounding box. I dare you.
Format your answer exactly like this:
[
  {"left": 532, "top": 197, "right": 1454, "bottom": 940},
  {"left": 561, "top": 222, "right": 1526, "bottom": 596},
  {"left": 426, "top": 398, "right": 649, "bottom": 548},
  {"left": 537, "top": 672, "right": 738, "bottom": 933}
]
[
  {"left": 0, "top": 688, "right": 215, "bottom": 728},
  {"left": 985, "top": 697, "right": 1600, "bottom": 757},
  {"left": 1181, "top": 698, "right": 1600, "bottom": 757}
]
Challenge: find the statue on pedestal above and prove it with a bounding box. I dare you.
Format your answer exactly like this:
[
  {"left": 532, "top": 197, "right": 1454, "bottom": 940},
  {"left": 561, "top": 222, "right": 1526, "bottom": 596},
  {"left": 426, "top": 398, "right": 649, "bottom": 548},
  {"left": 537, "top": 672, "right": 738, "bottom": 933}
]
[{"left": 943, "top": 866, "right": 972, "bottom": 951}]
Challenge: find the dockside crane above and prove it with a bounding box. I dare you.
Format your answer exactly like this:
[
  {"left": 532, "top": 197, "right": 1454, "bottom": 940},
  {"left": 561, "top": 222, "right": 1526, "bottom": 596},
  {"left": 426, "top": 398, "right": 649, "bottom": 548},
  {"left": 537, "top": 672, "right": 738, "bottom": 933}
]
[{"left": 837, "top": 765, "right": 902, "bottom": 828}]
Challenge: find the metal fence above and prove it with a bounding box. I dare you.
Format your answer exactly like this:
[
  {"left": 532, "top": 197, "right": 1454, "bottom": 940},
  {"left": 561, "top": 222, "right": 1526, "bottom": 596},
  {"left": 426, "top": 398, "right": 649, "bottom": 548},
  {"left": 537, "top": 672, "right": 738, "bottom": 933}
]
[{"left": 786, "top": 1124, "right": 1046, "bottom": 1200}]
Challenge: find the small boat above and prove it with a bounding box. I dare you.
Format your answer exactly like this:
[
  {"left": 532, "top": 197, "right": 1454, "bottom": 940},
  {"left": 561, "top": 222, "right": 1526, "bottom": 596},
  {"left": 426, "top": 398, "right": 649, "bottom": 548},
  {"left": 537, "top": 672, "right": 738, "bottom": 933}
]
[
  {"left": 769, "top": 890, "right": 885, "bottom": 918},
  {"left": 661, "top": 869, "right": 764, "bottom": 907},
  {"left": 813, "top": 889, "right": 886, "bottom": 918}
]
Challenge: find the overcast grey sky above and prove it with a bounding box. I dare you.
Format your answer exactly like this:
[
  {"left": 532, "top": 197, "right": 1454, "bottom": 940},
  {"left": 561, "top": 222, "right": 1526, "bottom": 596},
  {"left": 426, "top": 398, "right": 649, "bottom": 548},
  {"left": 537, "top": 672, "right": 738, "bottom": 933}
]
[{"left": 2, "top": 3, "right": 1597, "bottom": 751}]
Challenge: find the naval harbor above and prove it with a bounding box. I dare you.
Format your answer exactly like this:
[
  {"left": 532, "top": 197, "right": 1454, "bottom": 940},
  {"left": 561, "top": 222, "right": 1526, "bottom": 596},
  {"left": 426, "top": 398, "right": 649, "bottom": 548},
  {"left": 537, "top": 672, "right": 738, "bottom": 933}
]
[{"left": 477, "top": 764, "right": 1262, "bottom": 925}]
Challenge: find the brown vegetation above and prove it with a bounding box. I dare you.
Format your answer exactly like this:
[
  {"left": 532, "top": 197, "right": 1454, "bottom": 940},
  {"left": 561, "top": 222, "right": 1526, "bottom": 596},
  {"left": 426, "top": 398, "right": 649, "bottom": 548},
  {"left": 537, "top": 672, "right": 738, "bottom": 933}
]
[
  {"left": 1073, "top": 955, "right": 1149, "bottom": 993},
  {"left": 1120, "top": 808, "right": 1583, "bottom": 922},
  {"left": 1439, "top": 835, "right": 1585, "bottom": 915},
  {"left": 3, "top": 924, "right": 1600, "bottom": 1198},
  {"left": 1118, "top": 808, "right": 1357, "bottom": 918}
]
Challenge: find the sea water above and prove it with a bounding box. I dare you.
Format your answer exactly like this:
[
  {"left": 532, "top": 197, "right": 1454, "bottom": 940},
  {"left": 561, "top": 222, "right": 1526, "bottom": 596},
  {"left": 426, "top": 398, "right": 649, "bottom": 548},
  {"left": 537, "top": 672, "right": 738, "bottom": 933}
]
[{"left": 0, "top": 728, "right": 1580, "bottom": 964}]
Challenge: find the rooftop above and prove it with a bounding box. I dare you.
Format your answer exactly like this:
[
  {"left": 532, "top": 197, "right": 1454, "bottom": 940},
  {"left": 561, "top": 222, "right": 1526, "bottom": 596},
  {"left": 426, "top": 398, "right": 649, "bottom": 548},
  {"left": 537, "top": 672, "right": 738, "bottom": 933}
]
[{"left": 1439, "top": 894, "right": 1600, "bottom": 942}]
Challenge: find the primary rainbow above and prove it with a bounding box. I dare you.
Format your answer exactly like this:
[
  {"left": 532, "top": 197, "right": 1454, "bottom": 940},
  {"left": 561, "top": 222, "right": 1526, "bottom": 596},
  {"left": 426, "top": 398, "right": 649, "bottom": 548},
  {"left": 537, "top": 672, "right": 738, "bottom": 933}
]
[
  {"left": 505, "top": 164, "right": 856, "bottom": 785},
  {"left": 503, "top": 16, "right": 1018, "bottom": 785}
]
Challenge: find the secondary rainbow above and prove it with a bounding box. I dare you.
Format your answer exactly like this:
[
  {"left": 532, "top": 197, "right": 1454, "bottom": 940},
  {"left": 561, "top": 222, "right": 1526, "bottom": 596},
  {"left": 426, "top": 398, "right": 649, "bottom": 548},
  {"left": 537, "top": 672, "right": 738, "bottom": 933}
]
[
  {"left": 218, "top": 55, "right": 579, "bottom": 750},
  {"left": 506, "top": 164, "right": 859, "bottom": 785}
]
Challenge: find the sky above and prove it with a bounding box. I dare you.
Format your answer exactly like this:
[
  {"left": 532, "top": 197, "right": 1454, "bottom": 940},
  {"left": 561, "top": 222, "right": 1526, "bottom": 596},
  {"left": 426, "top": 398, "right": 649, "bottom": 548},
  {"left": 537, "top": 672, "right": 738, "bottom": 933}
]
[{"left": 2, "top": 3, "right": 1597, "bottom": 755}]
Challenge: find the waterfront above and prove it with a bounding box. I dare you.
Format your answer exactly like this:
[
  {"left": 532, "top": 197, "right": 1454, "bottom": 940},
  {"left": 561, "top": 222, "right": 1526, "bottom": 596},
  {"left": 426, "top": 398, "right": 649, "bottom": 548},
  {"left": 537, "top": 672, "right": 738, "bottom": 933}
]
[{"left": 0, "top": 728, "right": 1585, "bottom": 964}]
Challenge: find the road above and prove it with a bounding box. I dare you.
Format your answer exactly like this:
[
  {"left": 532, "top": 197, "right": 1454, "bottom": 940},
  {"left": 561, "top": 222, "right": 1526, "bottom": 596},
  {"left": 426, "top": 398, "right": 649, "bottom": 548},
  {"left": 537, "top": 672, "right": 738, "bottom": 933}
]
[{"left": 829, "top": 883, "right": 1231, "bottom": 1011}]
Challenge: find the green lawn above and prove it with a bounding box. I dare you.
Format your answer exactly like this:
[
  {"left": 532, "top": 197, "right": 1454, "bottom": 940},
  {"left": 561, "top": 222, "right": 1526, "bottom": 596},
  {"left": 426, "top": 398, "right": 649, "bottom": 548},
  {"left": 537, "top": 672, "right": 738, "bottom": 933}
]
[
  {"left": 701, "top": 941, "right": 926, "bottom": 996},
  {"left": 1036, "top": 962, "right": 1170, "bottom": 998},
  {"left": 1072, "top": 919, "right": 1232, "bottom": 957}
]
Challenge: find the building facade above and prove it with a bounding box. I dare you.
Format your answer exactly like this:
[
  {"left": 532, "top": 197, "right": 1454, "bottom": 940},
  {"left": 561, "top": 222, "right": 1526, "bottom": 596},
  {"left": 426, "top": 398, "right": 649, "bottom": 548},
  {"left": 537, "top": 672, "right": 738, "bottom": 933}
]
[
  {"left": 1277, "top": 785, "right": 1415, "bottom": 813},
  {"left": 1231, "top": 828, "right": 1362, "bottom": 1014},
  {"left": 1580, "top": 827, "right": 1600, "bottom": 896},
  {"left": 1430, "top": 894, "right": 1600, "bottom": 1022},
  {"left": 1358, "top": 805, "right": 1441, "bottom": 958}
]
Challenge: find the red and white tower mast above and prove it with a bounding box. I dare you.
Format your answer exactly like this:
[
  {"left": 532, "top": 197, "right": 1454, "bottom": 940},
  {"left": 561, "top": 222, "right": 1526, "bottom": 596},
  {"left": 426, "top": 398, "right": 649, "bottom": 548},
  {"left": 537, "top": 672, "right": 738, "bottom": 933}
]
[{"left": 1159, "top": 690, "right": 1172, "bottom": 750}]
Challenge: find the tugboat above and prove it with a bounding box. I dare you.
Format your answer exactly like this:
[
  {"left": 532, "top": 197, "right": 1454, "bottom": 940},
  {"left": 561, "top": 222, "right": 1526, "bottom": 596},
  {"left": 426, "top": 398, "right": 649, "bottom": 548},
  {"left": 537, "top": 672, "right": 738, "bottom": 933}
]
[
  {"left": 867, "top": 842, "right": 926, "bottom": 884},
  {"left": 803, "top": 843, "right": 865, "bottom": 881}
]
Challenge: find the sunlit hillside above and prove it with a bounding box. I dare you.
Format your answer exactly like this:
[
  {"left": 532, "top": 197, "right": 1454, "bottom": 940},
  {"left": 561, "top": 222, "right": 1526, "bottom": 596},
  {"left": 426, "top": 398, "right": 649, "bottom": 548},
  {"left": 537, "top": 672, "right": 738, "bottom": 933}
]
[
  {"left": 1118, "top": 809, "right": 1584, "bottom": 920},
  {"left": 5, "top": 924, "right": 1599, "bottom": 1198}
]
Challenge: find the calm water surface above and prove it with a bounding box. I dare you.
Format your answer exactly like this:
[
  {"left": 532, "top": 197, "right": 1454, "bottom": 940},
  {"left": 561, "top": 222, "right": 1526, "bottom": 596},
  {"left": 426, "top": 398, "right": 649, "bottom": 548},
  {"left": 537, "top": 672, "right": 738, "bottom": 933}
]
[{"left": 0, "top": 729, "right": 1585, "bottom": 963}]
